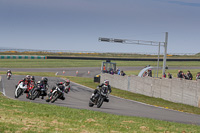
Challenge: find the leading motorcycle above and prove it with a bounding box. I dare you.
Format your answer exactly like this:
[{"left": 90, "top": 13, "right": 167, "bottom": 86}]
[{"left": 89, "top": 86, "right": 109, "bottom": 108}]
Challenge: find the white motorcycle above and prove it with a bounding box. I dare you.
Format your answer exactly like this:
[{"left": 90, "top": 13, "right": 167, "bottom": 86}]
[{"left": 14, "top": 82, "right": 27, "bottom": 98}]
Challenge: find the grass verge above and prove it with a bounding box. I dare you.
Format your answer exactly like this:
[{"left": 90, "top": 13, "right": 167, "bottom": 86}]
[
  {"left": 0, "top": 59, "right": 200, "bottom": 68},
  {"left": 1, "top": 93, "right": 200, "bottom": 133}
]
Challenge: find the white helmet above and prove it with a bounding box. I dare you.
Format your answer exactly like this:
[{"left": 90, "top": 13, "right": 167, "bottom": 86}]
[{"left": 104, "top": 80, "right": 109, "bottom": 86}]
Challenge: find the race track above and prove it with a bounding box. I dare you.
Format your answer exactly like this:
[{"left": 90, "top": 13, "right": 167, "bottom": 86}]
[{"left": 1, "top": 74, "right": 200, "bottom": 125}]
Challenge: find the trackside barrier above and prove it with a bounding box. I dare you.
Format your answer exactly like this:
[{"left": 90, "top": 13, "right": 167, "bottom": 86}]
[
  {"left": 0, "top": 55, "right": 46, "bottom": 59},
  {"left": 0, "top": 76, "right": 3, "bottom": 94},
  {"left": 100, "top": 73, "right": 200, "bottom": 107}
]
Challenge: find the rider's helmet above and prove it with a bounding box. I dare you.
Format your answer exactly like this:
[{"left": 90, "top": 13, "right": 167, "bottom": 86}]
[
  {"left": 43, "top": 77, "right": 48, "bottom": 84},
  {"left": 31, "top": 76, "right": 35, "bottom": 81},
  {"left": 58, "top": 84, "right": 64, "bottom": 89},
  {"left": 104, "top": 80, "right": 109, "bottom": 86},
  {"left": 8, "top": 70, "right": 11, "bottom": 72},
  {"left": 37, "top": 81, "right": 41, "bottom": 84},
  {"left": 26, "top": 75, "right": 31, "bottom": 81},
  {"left": 65, "top": 79, "right": 70, "bottom": 86}
]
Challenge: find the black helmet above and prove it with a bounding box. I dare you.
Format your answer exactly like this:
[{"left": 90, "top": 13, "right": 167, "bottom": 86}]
[{"left": 43, "top": 77, "right": 48, "bottom": 84}]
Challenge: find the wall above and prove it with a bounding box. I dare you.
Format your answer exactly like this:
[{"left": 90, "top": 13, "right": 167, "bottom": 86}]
[{"left": 101, "top": 73, "right": 200, "bottom": 107}]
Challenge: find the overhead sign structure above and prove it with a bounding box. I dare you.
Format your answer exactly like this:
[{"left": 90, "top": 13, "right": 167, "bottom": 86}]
[{"left": 99, "top": 32, "right": 168, "bottom": 77}]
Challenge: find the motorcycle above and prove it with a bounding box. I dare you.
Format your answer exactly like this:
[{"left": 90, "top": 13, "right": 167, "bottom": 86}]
[
  {"left": 31, "top": 84, "right": 47, "bottom": 100},
  {"left": 89, "top": 86, "right": 109, "bottom": 108},
  {"left": 26, "top": 84, "right": 35, "bottom": 99},
  {"left": 46, "top": 86, "right": 65, "bottom": 103},
  {"left": 64, "top": 85, "right": 70, "bottom": 93},
  {"left": 14, "top": 82, "right": 28, "bottom": 98},
  {"left": 7, "top": 73, "right": 12, "bottom": 80}
]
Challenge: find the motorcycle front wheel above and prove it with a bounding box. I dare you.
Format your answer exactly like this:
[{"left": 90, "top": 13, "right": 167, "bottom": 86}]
[
  {"left": 51, "top": 92, "right": 59, "bottom": 103},
  {"left": 89, "top": 100, "right": 94, "bottom": 107},
  {"left": 97, "top": 97, "right": 104, "bottom": 108},
  {"left": 31, "top": 90, "right": 39, "bottom": 100},
  {"left": 15, "top": 88, "right": 23, "bottom": 98}
]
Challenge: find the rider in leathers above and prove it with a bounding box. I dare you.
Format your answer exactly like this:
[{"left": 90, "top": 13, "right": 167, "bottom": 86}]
[
  {"left": 36, "top": 77, "right": 49, "bottom": 99},
  {"left": 47, "top": 82, "right": 66, "bottom": 101},
  {"left": 90, "top": 80, "right": 111, "bottom": 102},
  {"left": 7, "top": 70, "right": 12, "bottom": 76}
]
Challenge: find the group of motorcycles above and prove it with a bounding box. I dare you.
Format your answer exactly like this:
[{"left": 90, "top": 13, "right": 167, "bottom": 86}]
[
  {"left": 7, "top": 71, "right": 111, "bottom": 108},
  {"left": 14, "top": 76, "right": 70, "bottom": 103}
]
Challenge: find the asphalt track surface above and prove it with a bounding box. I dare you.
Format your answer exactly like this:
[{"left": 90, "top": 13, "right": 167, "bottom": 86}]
[{"left": 1, "top": 74, "right": 200, "bottom": 125}]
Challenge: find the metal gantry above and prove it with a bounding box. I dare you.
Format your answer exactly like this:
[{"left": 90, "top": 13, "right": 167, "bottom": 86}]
[{"left": 99, "top": 32, "right": 168, "bottom": 77}]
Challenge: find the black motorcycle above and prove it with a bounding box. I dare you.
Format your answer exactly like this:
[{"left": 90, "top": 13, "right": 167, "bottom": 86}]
[
  {"left": 31, "top": 84, "right": 47, "bottom": 100},
  {"left": 46, "top": 86, "right": 65, "bottom": 103},
  {"left": 89, "top": 86, "right": 109, "bottom": 108}
]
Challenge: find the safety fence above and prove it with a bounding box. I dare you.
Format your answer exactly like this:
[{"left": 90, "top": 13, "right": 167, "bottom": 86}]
[
  {"left": 0, "top": 55, "right": 46, "bottom": 59},
  {"left": 100, "top": 73, "right": 200, "bottom": 107}
]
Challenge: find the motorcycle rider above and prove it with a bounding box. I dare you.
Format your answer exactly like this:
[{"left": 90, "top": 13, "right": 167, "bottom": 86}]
[
  {"left": 37, "top": 77, "right": 49, "bottom": 99},
  {"left": 17, "top": 75, "right": 31, "bottom": 87},
  {"left": 30, "top": 76, "right": 36, "bottom": 85},
  {"left": 90, "top": 80, "right": 111, "bottom": 103},
  {"left": 27, "top": 76, "right": 36, "bottom": 99},
  {"left": 47, "top": 82, "right": 66, "bottom": 101},
  {"left": 16, "top": 75, "right": 31, "bottom": 98},
  {"left": 7, "top": 70, "right": 12, "bottom": 76},
  {"left": 64, "top": 79, "right": 70, "bottom": 93}
]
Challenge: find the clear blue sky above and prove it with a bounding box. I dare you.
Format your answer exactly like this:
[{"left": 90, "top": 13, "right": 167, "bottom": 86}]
[{"left": 0, "top": 0, "right": 199, "bottom": 54}]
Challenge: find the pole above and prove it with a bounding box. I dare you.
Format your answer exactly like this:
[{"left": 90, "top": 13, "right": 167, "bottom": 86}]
[
  {"left": 162, "top": 32, "right": 168, "bottom": 77},
  {"left": 157, "top": 42, "right": 160, "bottom": 78}
]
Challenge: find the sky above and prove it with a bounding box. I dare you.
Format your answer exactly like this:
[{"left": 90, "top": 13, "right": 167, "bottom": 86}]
[{"left": 0, "top": 0, "right": 200, "bottom": 54}]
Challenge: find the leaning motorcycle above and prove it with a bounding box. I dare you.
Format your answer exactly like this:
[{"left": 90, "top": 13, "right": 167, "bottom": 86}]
[
  {"left": 26, "top": 84, "right": 35, "bottom": 99},
  {"left": 14, "top": 82, "right": 27, "bottom": 98},
  {"left": 7, "top": 73, "right": 12, "bottom": 80},
  {"left": 31, "top": 84, "right": 47, "bottom": 100},
  {"left": 64, "top": 85, "right": 70, "bottom": 93},
  {"left": 89, "top": 86, "right": 109, "bottom": 108},
  {"left": 46, "top": 86, "right": 64, "bottom": 103}
]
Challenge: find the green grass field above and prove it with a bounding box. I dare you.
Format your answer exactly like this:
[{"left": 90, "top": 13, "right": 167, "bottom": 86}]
[
  {"left": 1, "top": 93, "right": 200, "bottom": 133},
  {"left": 0, "top": 59, "right": 200, "bottom": 68}
]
